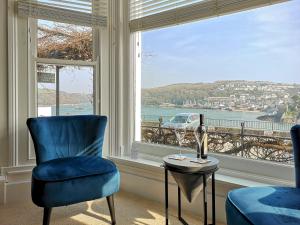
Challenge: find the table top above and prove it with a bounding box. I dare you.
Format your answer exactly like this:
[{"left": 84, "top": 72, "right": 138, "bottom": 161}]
[{"left": 163, "top": 154, "right": 219, "bottom": 173}]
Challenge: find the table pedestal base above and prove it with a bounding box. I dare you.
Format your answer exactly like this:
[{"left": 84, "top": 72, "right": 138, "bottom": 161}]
[{"left": 165, "top": 168, "right": 216, "bottom": 225}]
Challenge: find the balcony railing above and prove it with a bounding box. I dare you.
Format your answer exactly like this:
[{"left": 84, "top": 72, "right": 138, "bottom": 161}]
[
  {"left": 141, "top": 119, "right": 293, "bottom": 164},
  {"left": 141, "top": 115, "right": 294, "bottom": 132}
]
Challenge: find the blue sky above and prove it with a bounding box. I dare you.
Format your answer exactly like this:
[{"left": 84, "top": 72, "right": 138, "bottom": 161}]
[
  {"left": 141, "top": 0, "right": 300, "bottom": 88},
  {"left": 38, "top": 64, "right": 93, "bottom": 94}
]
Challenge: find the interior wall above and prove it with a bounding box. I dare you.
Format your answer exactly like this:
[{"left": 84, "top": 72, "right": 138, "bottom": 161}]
[{"left": 0, "top": 0, "right": 9, "bottom": 167}]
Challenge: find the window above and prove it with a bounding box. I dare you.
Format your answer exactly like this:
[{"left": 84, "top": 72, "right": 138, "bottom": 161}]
[
  {"left": 31, "top": 20, "right": 98, "bottom": 116},
  {"left": 37, "top": 64, "right": 94, "bottom": 116},
  {"left": 8, "top": 0, "right": 109, "bottom": 165},
  {"left": 19, "top": 0, "right": 108, "bottom": 117},
  {"left": 133, "top": 0, "right": 300, "bottom": 165}
]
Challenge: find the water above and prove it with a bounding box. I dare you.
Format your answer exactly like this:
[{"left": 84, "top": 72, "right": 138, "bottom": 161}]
[
  {"left": 51, "top": 103, "right": 94, "bottom": 116},
  {"left": 48, "top": 104, "right": 292, "bottom": 131},
  {"left": 141, "top": 105, "right": 294, "bottom": 131},
  {"left": 141, "top": 105, "right": 264, "bottom": 122},
  {"left": 56, "top": 104, "right": 264, "bottom": 120}
]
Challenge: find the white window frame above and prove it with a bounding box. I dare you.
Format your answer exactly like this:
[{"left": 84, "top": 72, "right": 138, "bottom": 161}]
[
  {"left": 28, "top": 18, "right": 101, "bottom": 117},
  {"left": 7, "top": 0, "right": 114, "bottom": 166},
  {"left": 126, "top": 1, "right": 295, "bottom": 186},
  {"left": 26, "top": 19, "right": 102, "bottom": 159}
]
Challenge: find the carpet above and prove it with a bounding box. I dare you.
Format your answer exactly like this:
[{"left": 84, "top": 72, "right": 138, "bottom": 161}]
[{"left": 0, "top": 191, "right": 221, "bottom": 225}]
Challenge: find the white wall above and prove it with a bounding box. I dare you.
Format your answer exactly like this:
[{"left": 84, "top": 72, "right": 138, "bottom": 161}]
[{"left": 0, "top": 0, "right": 8, "bottom": 167}]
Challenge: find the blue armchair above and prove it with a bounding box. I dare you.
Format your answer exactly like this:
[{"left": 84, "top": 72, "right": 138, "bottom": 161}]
[
  {"left": 226, "top": 125, "right": 300, "bottom": 225},
  {"left": 27, "top": 115, "right": 120, "bottom": 225}
]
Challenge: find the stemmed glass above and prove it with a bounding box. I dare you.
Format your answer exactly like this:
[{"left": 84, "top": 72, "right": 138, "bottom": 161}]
[
  {"left": 194, "top": 127, "right": 201, "bottom": 156},
  {"left": 173, "top": 128, "right": 186, "bottom": 160},
  {"left": 192, "top": 127, "right": 210, "bottom": 163}
]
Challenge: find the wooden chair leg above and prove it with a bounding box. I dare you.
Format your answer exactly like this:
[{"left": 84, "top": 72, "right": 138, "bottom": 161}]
[
  {"left": 43, "top": 207, "right": 52, "bottom": 225},
  {"left": 106, "top": 195, "right": 116, "bottom": 225}
]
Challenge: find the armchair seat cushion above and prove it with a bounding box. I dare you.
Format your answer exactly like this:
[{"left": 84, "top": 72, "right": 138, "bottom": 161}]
[
  {"left": 33, "top": 156, "right": 117, "bottom": 182},
  {"left": 32, "top": 156, "right": 120, "bottom": 207},
  {"left": 226, "top": 187, "right": 300, "bottom": 225}
]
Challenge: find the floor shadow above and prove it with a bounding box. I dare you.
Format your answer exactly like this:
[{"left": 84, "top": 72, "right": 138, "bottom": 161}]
[
  {"left": 90, "top": 193, "right": 160, "bottom": 225},
  {"left": 0, "top": 192, "right": 204, "bottom": 225},
  {"left": 82, "top": 210, "right": 112, "bottom": 224}
]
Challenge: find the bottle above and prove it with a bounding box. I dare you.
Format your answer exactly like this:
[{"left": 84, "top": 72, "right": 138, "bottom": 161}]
[{"left": 197, "top": 114, "right": 208, "bottom": 159}]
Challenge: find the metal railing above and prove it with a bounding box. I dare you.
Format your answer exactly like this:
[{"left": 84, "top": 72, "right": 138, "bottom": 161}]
[
  {"left": 141, "top": 115, "right": 295, "bottom": 132},
  {"left": 140, "top": 124, "right": 293, "bottom": 164}
]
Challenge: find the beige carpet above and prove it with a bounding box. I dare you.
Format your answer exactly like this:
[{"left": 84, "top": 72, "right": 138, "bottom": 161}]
[{"left": 0, "top": 191, "right": 223, "bottom": 225}]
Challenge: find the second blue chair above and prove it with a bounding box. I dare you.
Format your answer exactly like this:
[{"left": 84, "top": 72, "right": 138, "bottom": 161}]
[
  {"left": 226, "top": 125, "right": 300, "bottom": 225},
  {"left": 27, "top": 115, "right": 120, "bottom": 225}
]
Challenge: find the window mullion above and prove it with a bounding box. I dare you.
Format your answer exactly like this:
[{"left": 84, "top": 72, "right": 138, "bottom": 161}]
[
  {"left": 34, "top": 57, "right": 97, "bottom": 67},
  {"left": 55, "top": 66, "right": 60, "bottom": 116}
]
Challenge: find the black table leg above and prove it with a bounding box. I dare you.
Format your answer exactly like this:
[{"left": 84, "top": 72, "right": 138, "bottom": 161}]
[
  {"left": 178, "top": 186, "right": 181, "bottom": 219},
  {"left": 212, "top": 172, "right": 216, "bottom": 225},
  {"left": 203, "top": 174, "right": 207, "bottom": 225},
  {"left": 165, "top": 168, "right": 168, "bottom": 225},
  {"left": 178, "top": 187, "right": 189, "bottom": 225}
]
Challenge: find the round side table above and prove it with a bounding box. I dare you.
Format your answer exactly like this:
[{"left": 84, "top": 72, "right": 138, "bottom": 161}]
[{"left": 163, "top": 154, "right": 219, "bottom": 225}]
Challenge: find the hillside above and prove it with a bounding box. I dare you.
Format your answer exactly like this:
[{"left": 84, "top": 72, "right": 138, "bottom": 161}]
[
  {"left": 141, "top": 80, "right": 300, "bottom": 115},
  {"left": 142, "top": 80, "right": 262, "bottom": 105},
  {"left": 38, "top": 89, "right": 92, "bottom": 106},
  {"left": 142, "top": 82, "right": 219, "bottom": 105}
]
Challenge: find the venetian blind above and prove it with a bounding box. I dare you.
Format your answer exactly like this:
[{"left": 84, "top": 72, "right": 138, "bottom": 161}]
[
  {"left": 17, "top": 0, "right": 108, "bottom": 27},
  {"left": 129, "top": 0, "right": 289, "bottom": 32}
]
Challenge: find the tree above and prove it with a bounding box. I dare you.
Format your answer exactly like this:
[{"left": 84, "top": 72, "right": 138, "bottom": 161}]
[{"left": 38, "top": 24, "right": 92, "bottom": 61}]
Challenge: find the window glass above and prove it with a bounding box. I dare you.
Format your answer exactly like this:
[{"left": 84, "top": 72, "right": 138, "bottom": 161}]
[
  {"left": 37, "top": 20, "right": 93, "bottom": 61},
  {"left": 36, "top": 19, "right": 95, "bottom": 116},
  {"left": 37, "top": 64, "right": 94, "bottom": 116},
  {"left": 170, "top": 115, "right": 188, "bottom": 123},
  {"left": 37, "top": 64, "right": 56, "bottom": 116},
  {"left": 139, "top": 1, "right": 300, "bottom": 164},
  {"left": 59, "top": 65, "right": 94, "bottom": 115}
]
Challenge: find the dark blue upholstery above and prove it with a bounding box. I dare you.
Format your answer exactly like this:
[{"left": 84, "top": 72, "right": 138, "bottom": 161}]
[
  {"left": 291, "top": 125, "right": 300, "bottom": 188},
  {"left": 32, "top": 156, "right": 116, "bottom": 182},
  {"left": 27, "top": 115, "right": 108, "bottom": 164},
  {"left": 226, "top": 125, "right": 300, "bottom": 225},
  {"left": 226, "top": 187, "right": 300, "bottom": 225},
  {"left": 27, "top": 115, "right": 120, "bottom": 210}
]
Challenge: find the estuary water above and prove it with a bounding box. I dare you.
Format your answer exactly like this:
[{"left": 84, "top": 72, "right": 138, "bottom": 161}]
[
  {"left": 56, "top": 104, "right": 265, "bottom": 121},
  {"left": 46, "top": 103, "right": 290, "bottom": 131},
  {"left": 141, "top": 105, "right": 265, "bottom": 122}
]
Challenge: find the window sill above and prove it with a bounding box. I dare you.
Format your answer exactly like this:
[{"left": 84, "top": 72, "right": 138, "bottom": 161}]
[
  {"left": 110, "top": 153, "right": 294, "bottom": 189},
  {"left": 128, "top": 142, "right": 294, "bottom": 184}
]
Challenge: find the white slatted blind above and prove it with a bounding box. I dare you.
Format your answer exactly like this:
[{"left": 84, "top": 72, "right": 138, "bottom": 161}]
[
  {"left": 17, "top": 0, "right": 108, "bottom": 27},
  {"left": 129, "top": 0, "right": 289, "bottom": 32}
]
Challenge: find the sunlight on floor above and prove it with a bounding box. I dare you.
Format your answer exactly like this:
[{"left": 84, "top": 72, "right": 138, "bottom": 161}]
[{"left": 0, "top": 191, "right": 224, "bottom": 225}]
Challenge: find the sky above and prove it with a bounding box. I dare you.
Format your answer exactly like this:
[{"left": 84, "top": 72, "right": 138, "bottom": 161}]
[
  {"left": 59, "top": 67, "right": 93, "bottom": 94},
  {"left": 141, "top": 0, "right": 300, "bottom": 88},
  {"left": 38, "top": 66, "right": 93, "bottom": 94}
]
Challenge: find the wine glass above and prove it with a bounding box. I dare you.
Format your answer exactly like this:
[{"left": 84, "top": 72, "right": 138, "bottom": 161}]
[
  {"left": 174, "top": 128, "right": 186, "bottom": 159},
  {"left": 194, "top": 127, "right": 201, "bottom": 149},
  {"left": 192, "top": 127, "right": 210, "bottom": 163}
]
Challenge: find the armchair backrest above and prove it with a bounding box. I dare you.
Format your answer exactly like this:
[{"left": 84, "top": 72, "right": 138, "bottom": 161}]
[
  {"left": 291, "top": 124, "right": 300, "bottom": 188},
  {"left": 27, "top": 115, "right": 107, "bottom": 164}
]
